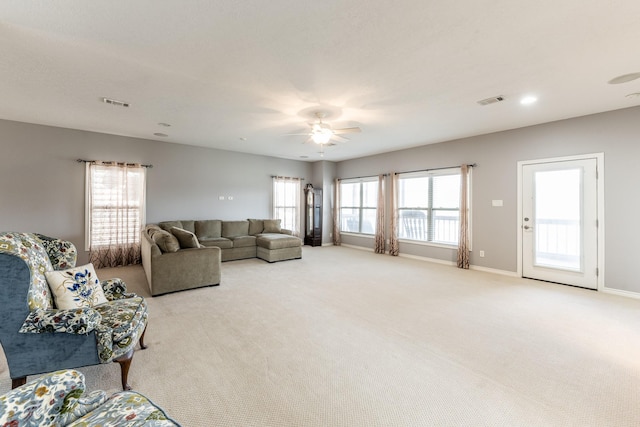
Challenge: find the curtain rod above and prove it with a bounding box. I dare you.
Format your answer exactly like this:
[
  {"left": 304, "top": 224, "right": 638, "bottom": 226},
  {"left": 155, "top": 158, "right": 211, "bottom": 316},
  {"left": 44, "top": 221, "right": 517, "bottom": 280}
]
[
  {"left": 338, "top": 173, "right": 389, "bottom": 181},
  {"left": 271, "top": 175, "right": 304, "bottom": 180},
  {"left": 77, "top": 159, "right": 153, "bottom": 168},
  {"left": 395, "top": 163, "right": 476, "bottom": 175}
]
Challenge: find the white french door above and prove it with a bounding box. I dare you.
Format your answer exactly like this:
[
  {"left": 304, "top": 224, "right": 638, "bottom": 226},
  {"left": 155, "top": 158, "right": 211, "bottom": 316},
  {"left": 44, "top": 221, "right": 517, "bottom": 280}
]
[{"left": 520, "top": 156, "right": 601, "bottom": 289}]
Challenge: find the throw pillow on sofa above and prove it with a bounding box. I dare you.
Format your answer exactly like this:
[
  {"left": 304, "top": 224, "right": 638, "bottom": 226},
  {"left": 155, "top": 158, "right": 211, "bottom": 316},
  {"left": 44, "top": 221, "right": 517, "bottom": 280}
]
[
  {"left": 248, "top": 219, "right": 264, "bottom": 235},
  {"left": 152, "top": 230, "right": 181, "bottom": 253},
  {"left": 171, "top": 227, "right": 200, "bottom": 249},
  {"left": 45, "top": 263, "right": 109, "bottom": 309},
  {"left": 263, "top": 219, "right": 282, "bottom": 233}
]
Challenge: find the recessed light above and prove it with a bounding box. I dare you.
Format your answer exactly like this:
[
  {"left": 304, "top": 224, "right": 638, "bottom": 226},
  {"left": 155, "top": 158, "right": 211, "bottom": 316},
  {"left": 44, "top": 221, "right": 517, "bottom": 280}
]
[
  {"left": 153, "top": 133, "right": 168, "bottom": 137},
  {"left": 158, "top": 122, "right": 171, "bottom": 127},
  {"left": 520, "top": 96, "right": 538, "bottom": 105},
  {"left": 608, "top": 72, "right": 640, "bottom": 84},
  {"left": 239, "top": 137, "right": 247, "bottom": 141}
]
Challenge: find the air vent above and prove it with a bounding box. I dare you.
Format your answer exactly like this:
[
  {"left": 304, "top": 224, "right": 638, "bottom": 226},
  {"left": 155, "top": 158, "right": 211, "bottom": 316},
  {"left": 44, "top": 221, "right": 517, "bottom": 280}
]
[
  {"left": 102, "top": 97, "right": 130, "bottom": 108},
  {"left": 477, "top": 96, "right": 505, "bottom": 106}
]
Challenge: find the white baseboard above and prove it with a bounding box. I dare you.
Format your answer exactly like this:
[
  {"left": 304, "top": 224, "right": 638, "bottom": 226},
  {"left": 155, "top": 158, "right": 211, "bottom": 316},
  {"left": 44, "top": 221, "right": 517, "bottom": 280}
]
[
  {"left": 341, "top": 244, "right": 518, "bottom": 277},
  {"left": 601, "top": 286, "right": 640, "bottom": 300}
]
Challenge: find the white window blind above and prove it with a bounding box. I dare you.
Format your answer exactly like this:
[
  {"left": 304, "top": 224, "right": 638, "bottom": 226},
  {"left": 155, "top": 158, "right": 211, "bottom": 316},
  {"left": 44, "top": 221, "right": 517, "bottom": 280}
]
[
  {"left": 272, "top": 177, "right": 301, "bottom": 235},
  {"left": 339, "top": 178, "right": 378, "bottom": 235}
]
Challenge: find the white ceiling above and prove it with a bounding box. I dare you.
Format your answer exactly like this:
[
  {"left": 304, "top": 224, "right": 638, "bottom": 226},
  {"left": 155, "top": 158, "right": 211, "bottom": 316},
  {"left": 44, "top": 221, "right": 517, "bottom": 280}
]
[{"left": 1, "top": 1, "right": 640, "bottom": 162}]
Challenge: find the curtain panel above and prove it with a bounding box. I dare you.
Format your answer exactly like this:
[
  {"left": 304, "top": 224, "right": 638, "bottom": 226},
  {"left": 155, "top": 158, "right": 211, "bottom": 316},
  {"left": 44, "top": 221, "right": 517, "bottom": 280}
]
[
  {"left": 374, "top": 175, "right": 385, "bottom": 254},
  {"left": 456, "top": 164, "right": 470, "bottom": 269},
  {"left": 87, "top": 161, "right": 146, "bottom": 268},
  {"left": 332, "top": 178, "right": 341, "bottom": 246},
  {"left": 389, "top": 173, "right": 400, "bottom": 256}
]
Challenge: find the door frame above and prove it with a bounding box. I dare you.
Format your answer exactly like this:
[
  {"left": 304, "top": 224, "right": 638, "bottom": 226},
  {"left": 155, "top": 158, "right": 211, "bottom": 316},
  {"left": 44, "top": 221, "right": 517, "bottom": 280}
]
[{"left": 516, "top": 153, "right": 605, "bottom": 290}]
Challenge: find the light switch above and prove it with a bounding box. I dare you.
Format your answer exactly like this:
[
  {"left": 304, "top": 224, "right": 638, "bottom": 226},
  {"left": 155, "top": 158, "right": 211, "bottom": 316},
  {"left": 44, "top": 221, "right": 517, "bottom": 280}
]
[
  {"left": 492, "top": 199, "right": 503, "bottom": 207},
  {"left": 218, "top": 196, "right": 225, "bottom": 200}
]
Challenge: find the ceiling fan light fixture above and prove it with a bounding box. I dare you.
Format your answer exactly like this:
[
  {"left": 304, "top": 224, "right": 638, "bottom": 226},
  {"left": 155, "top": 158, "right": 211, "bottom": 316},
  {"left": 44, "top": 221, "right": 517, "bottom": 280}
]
[{"left": 311, "top": 128, "right": 332, "bottom": 144}]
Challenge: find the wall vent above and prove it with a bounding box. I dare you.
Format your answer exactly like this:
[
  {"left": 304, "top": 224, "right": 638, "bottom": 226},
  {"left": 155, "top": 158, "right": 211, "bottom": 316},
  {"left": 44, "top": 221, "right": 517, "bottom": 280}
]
[
  {"left": 102, "top": 97, "right": 130, "bottom": 108},
  {"left": 477, "top": 96, "right": 505, "bottom": 106}
]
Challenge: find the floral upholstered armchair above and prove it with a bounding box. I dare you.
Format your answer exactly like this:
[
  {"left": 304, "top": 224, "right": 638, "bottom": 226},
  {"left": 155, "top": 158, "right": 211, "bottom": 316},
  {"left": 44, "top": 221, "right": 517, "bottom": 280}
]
[
  {"left": 0, "top": 232, "right": 148, "bottom": 390},
  {"left": 0, "top": 369, "right": 181, "bottom": 426}
]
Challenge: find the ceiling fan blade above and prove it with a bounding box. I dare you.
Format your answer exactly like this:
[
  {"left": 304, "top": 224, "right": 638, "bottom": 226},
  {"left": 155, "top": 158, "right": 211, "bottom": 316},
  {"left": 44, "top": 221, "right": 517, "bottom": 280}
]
[
  {"left": 333, "top": 127, "right": 361, "bottom": 135},
  {"left": 331, "top": 134, "right": 350, "bottom": 143}
]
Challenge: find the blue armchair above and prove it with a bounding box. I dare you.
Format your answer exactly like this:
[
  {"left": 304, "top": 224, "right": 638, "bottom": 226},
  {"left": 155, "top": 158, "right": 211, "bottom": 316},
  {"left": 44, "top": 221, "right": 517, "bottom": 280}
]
[{"left": 0, "top": 232, "right": 148, "bottom": 390}]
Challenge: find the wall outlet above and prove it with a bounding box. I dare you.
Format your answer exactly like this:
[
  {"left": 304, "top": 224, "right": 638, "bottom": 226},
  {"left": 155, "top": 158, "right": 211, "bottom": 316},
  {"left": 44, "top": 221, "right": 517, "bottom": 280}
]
[
  {"left": 479, "top": 250, "right": 485, "bottom": 257},
  {"left": 228, "top": 196, "right": 234, "bottom": 200}
]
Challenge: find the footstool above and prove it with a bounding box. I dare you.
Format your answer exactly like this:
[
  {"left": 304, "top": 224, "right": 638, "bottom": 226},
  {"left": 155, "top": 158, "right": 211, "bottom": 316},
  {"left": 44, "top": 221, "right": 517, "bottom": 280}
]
[{"left": 256, "top": 234, "right": 302, "bottom": 262}]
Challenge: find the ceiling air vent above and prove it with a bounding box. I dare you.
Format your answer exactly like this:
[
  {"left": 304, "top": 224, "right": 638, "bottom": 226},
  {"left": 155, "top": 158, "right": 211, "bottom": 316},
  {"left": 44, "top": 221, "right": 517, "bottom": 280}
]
[
  {"left": 101, "top": 97, "right": 130, "bottom": 108},
  {"left": 477, "top": 95, "right": 505, "bottom": 106}
]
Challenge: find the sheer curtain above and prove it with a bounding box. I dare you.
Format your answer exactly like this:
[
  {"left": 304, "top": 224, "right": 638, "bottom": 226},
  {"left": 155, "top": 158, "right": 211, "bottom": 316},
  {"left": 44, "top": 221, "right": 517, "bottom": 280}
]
[
  {"left": 374, "top": 174, "right": 385, "bottom": 253},
  {"left": 272, "top": 176, "right": 301, "bottom": 236},
  {"left": 332, "top": 178, "right": 341, "bottom": 246},
  {"left": 389, "top": 173, "right": 400, "bottom": 256},
  {"left": 87, "top": 161, "right": 146, "bottom": 268},
  {"left": 457, "top": 164, "right": 470, "bottom": 269}
]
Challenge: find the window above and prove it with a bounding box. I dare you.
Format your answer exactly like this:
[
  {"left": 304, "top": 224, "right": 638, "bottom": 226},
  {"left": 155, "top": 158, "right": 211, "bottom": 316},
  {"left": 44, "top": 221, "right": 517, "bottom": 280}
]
[
  {"left": 339, "top": 178, "right": 378, "bottom": 234},
  {"left": 397, "top": 169, "right": 466, "bottom": 245},
  {"left": 273, "top": 177, "right": 301, "bottom": 235},
  {"left": 85, "top": 162, "right": 146, "bottom": 267}
]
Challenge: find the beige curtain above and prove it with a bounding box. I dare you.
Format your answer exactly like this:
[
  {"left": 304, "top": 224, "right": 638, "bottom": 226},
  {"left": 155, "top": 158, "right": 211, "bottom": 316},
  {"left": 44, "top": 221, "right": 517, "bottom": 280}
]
[
  {"left": 374, "top": 174, "right": 385, "bottom": 254},
  {"left": 389, "top": 173, "right": 400, "bottom": 256},
  {"left": 332, "top": 178, "right": 341, "bottom": 246},
  {"left": 457, "top": 164, "right": 470, "bottom": 269},
  {"left": 88, "top": 161, "right": 146, "bottom": 268}
]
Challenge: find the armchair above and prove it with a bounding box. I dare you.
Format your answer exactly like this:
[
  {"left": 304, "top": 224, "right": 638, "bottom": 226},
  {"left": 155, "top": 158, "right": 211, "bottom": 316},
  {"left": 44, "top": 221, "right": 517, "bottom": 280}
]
[
  {"left": 0, "top": 369, "right": 180, "bottom": 426},
  {"left": 0, "top": 232, "right": 148, "bottom": 390}
]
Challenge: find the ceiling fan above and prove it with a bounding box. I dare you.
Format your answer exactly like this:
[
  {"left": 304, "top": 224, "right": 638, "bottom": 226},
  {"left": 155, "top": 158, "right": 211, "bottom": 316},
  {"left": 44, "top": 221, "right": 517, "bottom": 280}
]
[{"left": 293, "top": 112, "right": 362, "bottom": 146}]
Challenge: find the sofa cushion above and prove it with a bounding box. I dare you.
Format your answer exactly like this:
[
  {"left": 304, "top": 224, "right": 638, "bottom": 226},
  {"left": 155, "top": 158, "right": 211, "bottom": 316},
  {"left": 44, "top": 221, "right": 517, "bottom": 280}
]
[
  {"left": 152, "top": 230, "right": 180, "bottom": 253},
  {"left": 199, "top": 237, "right": 233, "bottom": 249},
  {"left": 158, "top": 221, "right": 182, "bottom": 232},
  {"left": 256, "top": 234, "right": 302, "bottom": 250},
  {"left": 171, "top": 227, "right": 200, "bottom": 249},
  {"left": 222, "top": 220, "right": 250, "bottom": 238},
  {"left": 179, "top": 220, "right": 196, "bottom": 233},
  {"left": 263, "top": 219, "right": 282, "bottom": 233},
  {"left": 233, "top": 235, "right": 257, "bottom": 248},
  {"left": 248, "top": 219, "right": 264, "bottom": 235},
  {"left": 196, "top": 220, "right": 222, "bottom": 239},
  {"left": 45, "top": 263, "right": 109, "bottom": 309}
]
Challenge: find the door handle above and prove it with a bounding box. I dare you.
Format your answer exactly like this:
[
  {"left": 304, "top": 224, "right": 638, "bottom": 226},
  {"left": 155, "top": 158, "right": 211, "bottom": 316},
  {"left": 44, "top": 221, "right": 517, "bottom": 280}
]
[{"left": 523, "top": 225, "right": 532, "bottom": 230}]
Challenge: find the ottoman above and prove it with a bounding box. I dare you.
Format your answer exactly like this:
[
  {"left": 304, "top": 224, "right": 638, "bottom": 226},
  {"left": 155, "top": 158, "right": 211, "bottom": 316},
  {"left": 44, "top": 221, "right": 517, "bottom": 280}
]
[{"left": 256, "top": 233, "right": 303, "bottom": 262}]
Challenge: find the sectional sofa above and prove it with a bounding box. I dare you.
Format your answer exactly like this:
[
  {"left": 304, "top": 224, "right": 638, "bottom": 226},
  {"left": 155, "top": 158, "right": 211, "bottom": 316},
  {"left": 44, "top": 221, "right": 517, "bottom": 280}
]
[{"left": 141, "top": 219, "right": 302, "bottom": 296}]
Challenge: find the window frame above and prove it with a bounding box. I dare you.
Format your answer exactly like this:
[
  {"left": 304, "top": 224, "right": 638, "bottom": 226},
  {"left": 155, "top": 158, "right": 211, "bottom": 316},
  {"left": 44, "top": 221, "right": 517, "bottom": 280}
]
[
  {"left": 339, "top": 177, "right": 378, "bottom": 236},
  {"left": 396, "top": 168, "right": 471, "bottom": 247},
  {"left": 272, "top": 177, "right": 301, "bottom": 235}
]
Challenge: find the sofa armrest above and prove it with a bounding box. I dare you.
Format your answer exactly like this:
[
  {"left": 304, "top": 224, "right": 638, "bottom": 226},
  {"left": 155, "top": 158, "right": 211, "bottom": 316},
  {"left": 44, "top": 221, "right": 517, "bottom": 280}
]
[
  {"left": 101, "top": 278, "right": 135, "bottom": 300},
  {"left": 281, "top": 229, "right": 293, "bottom": 235},
  {"left": 0, "top": 370, "right": 103, "bottom": 426},
  {"left": 18, "top": 307, "right": 102, "bottom": 335}
]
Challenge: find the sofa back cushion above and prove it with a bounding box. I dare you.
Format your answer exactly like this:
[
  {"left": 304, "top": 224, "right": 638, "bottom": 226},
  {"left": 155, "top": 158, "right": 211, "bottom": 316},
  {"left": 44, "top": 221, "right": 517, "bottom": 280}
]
[
  {"left": 158, "top": 221, "right": 183, "bottom": 232},
  {"left": 195, "top": 220, "right": 222, "bottom": 239},
  {"left": 263, "top": 219, "right": 282, "bottom": 233},
  {"left": 222, "top": 221, "right": 249, "bottom": 238},
  {"left": 248, "top": 219, "right": 264, "bottom": 235}
]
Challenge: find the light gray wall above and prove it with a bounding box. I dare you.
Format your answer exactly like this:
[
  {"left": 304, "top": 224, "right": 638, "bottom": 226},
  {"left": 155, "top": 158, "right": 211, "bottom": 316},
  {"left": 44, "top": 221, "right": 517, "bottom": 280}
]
[
  {"left": 0, "top": 119, "right": 311, "bottom": 264},
  {"left": 310, "top": 161, "right": 337, "bottom": 244},
  {"left": 336, "top": 106, "right": 640, "bottom": 293}
]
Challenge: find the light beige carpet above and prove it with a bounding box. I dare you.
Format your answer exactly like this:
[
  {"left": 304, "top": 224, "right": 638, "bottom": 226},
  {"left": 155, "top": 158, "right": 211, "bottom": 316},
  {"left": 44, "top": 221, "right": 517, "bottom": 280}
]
[{"left": 2, "top": 246, "right": 640, "bottom": 426}]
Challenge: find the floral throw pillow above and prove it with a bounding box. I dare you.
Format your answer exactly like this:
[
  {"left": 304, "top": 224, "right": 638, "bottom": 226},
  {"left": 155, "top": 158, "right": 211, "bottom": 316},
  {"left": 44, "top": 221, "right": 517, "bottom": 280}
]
[{"left": 45, "top": 263, "right": 108, "bottom": 309}]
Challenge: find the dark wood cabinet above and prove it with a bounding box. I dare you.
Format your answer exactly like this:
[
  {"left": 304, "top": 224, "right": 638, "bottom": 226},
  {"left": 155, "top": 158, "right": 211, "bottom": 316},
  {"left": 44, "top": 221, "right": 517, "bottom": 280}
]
[{"left": 304, "top": 186, "right": 322, "bottom": 246}]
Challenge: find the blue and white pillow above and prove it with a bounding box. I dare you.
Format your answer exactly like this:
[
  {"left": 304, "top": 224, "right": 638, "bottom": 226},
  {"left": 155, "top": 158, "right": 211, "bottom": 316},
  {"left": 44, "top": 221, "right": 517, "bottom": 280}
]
[{"left": 45, "top": 263, "right": 108, "bottom": 309}]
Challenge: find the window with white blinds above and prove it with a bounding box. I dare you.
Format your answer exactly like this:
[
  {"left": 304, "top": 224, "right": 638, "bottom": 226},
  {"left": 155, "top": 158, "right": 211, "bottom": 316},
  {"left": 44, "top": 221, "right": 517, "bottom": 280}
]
[
  {"left": 396, "top": 169, "right": 462, "bottom": 245},
  {"left": 272, "top": 177, "right": 301, "bottom": 235},
  {"left": 85, "top": 162, "right": 146, "bottom": 251}
]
